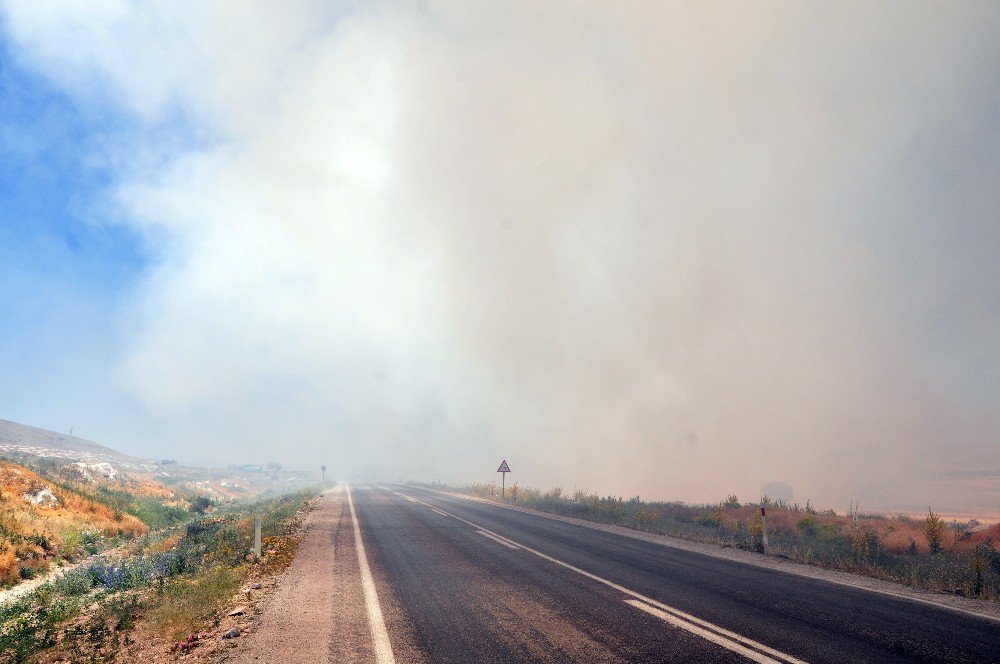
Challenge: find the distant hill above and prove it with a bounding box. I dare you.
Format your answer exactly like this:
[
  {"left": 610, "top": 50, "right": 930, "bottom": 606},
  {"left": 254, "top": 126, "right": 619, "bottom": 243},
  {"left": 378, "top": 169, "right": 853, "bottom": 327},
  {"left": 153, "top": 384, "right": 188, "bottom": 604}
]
[
  {"left": 0, "top": 417, "right": 317, "bottom": 500},
  {"left": 0, "top": 418, "right": 148, "bottom": 468}
]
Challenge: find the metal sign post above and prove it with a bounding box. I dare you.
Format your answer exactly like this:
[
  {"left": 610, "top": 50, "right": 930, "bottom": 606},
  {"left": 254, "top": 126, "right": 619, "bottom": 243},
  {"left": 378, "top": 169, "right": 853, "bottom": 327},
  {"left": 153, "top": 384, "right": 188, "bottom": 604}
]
[{"left": 497, "top": 459, "right": 511, "bottom": 498}]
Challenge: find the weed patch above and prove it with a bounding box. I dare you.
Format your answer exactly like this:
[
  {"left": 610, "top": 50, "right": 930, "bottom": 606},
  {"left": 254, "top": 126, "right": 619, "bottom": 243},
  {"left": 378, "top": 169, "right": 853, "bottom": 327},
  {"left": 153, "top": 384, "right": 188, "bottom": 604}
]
[{"left": 146, "top": 564, "right": 246, "bottom": 641}]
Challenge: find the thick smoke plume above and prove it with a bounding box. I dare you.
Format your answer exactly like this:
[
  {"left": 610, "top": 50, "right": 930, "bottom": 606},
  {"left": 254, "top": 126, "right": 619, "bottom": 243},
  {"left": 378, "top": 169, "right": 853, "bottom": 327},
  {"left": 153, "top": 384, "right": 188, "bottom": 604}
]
[{"left": 3, "top": 1, "right": 998, "bottom": 512}]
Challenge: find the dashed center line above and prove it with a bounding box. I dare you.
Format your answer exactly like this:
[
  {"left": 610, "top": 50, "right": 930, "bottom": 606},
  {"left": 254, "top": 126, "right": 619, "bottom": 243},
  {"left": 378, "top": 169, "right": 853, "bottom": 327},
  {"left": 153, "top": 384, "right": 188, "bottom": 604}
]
[
  {"left": 477, "top": 529, "right": 521, "bottom": 549},
  {"left": 389, "top": 488, "right": 806, "bottom": 664},
  {"left": 625, "top": 599, "right": 783, "bottom": 664}
]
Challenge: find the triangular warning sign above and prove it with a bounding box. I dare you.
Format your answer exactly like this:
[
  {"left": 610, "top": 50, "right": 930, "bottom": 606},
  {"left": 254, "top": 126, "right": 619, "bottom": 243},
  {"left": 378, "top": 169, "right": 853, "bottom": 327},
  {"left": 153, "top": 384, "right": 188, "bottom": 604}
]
[{"left": 497, "top": 459, "right": 511, "bottom": 473}]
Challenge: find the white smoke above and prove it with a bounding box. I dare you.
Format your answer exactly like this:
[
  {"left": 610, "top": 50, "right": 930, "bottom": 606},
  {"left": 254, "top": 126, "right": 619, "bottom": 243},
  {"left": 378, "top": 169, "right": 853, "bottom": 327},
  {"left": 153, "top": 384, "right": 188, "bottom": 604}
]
[{"left": 3, "top": 1, "right": 997, "bottom": 509}]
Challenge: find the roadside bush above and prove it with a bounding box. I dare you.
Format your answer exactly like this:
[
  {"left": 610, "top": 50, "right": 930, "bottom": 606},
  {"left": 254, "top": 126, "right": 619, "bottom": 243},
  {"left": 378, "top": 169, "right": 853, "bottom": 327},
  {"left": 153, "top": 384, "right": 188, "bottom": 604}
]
[
  {"left": 188, "top": 495, "right": 214, "bottom": 515},
  {"left": 924, "top": 508, "right": 946, "bottom": 555},
  {"left": 86, "top": 557, "right": 156, "bottom": 591},
  {"left": 849, "top": 526, "right": 883, "bottom": 564},
  {"left": 797, "top": 515, "right": 820, "bottom": 538},
  {"left": 53, "top": 567, "right": 95, "bottom": 596}
]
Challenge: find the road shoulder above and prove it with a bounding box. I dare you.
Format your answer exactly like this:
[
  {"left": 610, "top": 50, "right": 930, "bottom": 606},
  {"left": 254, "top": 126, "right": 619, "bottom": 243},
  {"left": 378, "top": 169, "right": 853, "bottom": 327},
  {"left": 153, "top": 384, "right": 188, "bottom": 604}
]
[{"left": 219, "top": 485, "right": 374, "bottom": 663}]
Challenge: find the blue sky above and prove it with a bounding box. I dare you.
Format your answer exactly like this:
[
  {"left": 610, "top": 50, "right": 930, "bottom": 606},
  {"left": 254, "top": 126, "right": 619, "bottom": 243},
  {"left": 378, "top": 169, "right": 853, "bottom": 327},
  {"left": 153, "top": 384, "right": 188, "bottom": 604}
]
[{"left": 0, "top": 38, "right": 147, "bottom": 441}]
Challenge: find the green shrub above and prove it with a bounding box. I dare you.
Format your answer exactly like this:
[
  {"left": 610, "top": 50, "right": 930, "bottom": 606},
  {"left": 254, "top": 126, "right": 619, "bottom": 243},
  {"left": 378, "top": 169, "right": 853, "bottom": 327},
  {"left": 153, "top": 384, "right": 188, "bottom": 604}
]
[
  {"left": 53, "top": 568, "right": 95, "bottom": 596},
  {"left": 188, "top": 495, "right": 214, "bottom": 515},
  {"left": 797, "top": 516, "right": 820, "bottom": 538},
  {"left": 924, "top": 508, "right": 946, "bottom": 555},
  {"left": 93, "top": 488, "right": 191, "bottom": 529}
]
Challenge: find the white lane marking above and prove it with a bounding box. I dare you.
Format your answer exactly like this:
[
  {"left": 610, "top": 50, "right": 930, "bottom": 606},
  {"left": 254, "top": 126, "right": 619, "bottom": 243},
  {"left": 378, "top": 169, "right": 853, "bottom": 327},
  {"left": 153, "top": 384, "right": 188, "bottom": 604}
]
[
  {"left": 489, "top": 532, "right": 522, "bottom": 549},
  {"left": 347, "top": 485, "right": 396, "bottom": 664},
  {"left": 477, "top": 530, "right": 520, "bottom": 549},
  {"left": 400, "top": 493, "right": 456, "bottom": 518},
  {"left": 625, "top": 599, "right": 780, "bottom": 664},
  {"left": 389, "top": 489, "right": 805, "bottom": 664}
]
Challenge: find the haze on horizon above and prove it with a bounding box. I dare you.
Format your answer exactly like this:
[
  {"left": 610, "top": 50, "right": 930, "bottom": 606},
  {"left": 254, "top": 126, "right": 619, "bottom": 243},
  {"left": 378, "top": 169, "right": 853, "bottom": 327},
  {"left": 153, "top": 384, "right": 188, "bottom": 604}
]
[{"left": 0, "top": 2, "right": 997, "bottom": 515}]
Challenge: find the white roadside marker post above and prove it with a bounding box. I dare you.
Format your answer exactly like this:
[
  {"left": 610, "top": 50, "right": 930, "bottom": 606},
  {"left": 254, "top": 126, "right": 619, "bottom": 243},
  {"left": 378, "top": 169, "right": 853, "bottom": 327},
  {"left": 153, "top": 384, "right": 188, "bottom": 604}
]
[
  {"left": 254, "top": 514, "right": 262, "bottom": 560},
  {"left": 760, "top": 506, "right": 768, "bottom": 549}
]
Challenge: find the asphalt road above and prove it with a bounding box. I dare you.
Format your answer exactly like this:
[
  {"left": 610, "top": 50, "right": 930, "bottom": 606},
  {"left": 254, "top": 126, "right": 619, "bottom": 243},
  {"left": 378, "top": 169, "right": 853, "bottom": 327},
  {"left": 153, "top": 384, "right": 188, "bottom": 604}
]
[{"left": 344, "top": 484, "right": 999, "bottom": 663}]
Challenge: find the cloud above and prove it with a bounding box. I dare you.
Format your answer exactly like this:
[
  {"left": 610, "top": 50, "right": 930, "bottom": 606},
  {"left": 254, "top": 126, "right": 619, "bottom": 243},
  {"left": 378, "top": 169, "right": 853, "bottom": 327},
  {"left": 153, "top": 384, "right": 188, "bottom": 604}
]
[{"left": 2, "top": 1, "right": 998, "bottom": 509}]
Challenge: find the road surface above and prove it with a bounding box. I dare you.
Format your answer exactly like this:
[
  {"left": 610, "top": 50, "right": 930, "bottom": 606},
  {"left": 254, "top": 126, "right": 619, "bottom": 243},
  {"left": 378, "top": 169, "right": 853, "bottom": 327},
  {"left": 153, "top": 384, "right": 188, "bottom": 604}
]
[{"left": 231, "top": 484, "right": 1000, "bottom": 663}]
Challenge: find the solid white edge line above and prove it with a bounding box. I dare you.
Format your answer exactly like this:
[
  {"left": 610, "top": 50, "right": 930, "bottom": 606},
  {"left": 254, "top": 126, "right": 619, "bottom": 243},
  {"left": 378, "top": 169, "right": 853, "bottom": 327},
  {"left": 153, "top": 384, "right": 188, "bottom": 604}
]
[
  {"left": 347, "top": 485, "right": 396, "bottom": 664},
  {"left": 477, "top": 530, "right": 520, "bottom": 549},
  {"left": 389, "top": 488, "right": 805, "bottom": 664}
]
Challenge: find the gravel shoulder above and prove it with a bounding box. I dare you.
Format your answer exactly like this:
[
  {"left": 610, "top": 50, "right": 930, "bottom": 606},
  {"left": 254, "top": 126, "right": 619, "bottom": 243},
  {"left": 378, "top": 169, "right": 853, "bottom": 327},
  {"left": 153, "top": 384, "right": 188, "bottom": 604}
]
[{"left": 217, "top": 485, "right": 374, "bottom": 663}]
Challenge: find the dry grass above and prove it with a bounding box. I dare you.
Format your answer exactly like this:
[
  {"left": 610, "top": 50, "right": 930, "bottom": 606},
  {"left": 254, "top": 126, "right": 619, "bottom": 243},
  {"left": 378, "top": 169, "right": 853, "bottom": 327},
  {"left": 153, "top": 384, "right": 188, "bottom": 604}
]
[
  {"left": 0, "top": 547, "right": 15, "bottom": 581},
  {"left": 150, "top": 531, "right": 185, "bottom": 553},
  {"left": 0, "top": 461, "right": 148, "bottom": 584},
  {"left": 735, "top": 506, "right": 996, "bottom": 555},
  {"left": 145, "top": 564, "right": 248, "bottom": 642},
  {"left": 0, "top": 462, "right": 147, "bottom": 534}
]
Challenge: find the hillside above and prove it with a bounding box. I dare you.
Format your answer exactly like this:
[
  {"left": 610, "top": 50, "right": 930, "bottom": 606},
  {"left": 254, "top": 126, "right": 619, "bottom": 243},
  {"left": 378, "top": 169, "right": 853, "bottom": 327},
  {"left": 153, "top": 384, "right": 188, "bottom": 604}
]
[
  {"left": 0, "top": 417, "right": 317, "bottom": 503},
  {"left": 0, "top": 422, "right": 200, "bottom": 589},
  {"left": 0, "top": 461, "right": 149, "bottom": 585},
  {"left": 0, "top": 419, "right": 147, "bottom": 469}
]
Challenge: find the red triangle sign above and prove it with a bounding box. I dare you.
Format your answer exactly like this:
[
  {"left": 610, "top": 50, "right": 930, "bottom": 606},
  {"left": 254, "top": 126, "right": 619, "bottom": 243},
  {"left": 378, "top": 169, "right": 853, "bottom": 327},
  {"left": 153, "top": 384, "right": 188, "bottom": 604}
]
[{"left": 497, "top": 459, "right": 511, "bottom": 473}]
